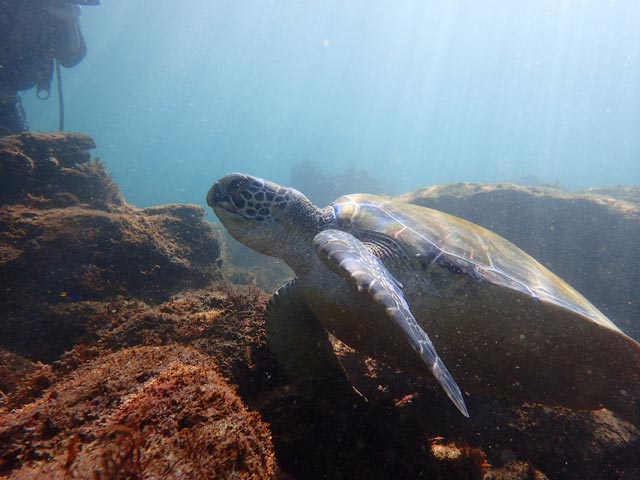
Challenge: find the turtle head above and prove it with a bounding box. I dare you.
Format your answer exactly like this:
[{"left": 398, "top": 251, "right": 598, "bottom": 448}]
[{"left": 207, "top": 173, "right": 323, "bottom": 261}]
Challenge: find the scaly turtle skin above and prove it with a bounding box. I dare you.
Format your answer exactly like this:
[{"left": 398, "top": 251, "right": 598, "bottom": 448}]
[{"left": 207, "top": 173, "right": 640, "bottom": 419}]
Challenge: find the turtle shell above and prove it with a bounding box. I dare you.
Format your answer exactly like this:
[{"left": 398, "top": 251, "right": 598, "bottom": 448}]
[
  {"left": 332, "top": 193, "right": 612, "bottom": 329},
  {"left": 331, "top": 194, "right": 640, "bottom": 419}
]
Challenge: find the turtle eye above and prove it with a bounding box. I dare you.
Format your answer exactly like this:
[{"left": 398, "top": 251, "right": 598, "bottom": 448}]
[{"left": 224, "top": 177, "right": 245, "bottom": 193}]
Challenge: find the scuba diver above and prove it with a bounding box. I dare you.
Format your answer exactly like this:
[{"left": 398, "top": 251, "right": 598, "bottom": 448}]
[{"left": 0, "top": 0, "right": 99, "bottom": 136}]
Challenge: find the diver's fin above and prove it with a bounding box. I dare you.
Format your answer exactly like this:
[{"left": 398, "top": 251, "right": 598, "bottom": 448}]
[
  {"left": 313, "top": 229, "right": 469, "bottom": 418},
  {"left": 266, "top": 279, "right": 348, "bottom": 385}
]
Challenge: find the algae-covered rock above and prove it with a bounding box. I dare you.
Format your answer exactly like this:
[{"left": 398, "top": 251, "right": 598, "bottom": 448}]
[
  {"left": 484, "top": 461, "right": 549, "bottom": 480},
  {"left": 0, "top": 131, "right": 123, "bottom": 209},
  {"left": 580, "top": 185, "right": 640, "bottom": 206},
  {"left": 0, "top": 345, "right": 277, "bottom": 480},
  {"left": 0, "top": 203, "right": 223, "bottom": 361},
  {"left": 0, "top": 133, "right": 280, "bottom": 479},
  {"left": 1, "top": 204, "right": 221, "bottom": 300},
  {"left": 0, "top": 132, "right": 223, "bottom": 361},
  {"left": 399, "top": 183, "right": 640, "bottom": 339}
]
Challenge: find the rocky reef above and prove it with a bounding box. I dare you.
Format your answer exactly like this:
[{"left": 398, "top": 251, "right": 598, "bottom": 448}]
[
  {"left": 0, "top": 133, "right": 276, "bottom": 479},
  {"left": 1, "top": 134, "right": 639, "bottom": 479},
  {"left": 0, "top": 132, "right": 222, "bottom": 362}
]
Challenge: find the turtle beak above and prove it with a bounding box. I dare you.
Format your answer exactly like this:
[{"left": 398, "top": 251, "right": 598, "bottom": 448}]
[
  {"left": 208, "top": 173, "right": 254, "bottom": 209},
  {"left": 207, "top": 181, "right": 228, "bottom": 209},
  {"left": 207, "top": 179, "right": 244, "bottom": 224}
]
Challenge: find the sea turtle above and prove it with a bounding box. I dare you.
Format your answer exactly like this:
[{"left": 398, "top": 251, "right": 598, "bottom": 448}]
[{"left": 207, "top": 173, "right": 640, "bottom": 419}]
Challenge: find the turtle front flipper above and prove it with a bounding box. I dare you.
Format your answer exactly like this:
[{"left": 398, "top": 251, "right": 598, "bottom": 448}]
[
  {"left": 313, "top": 229, "right": 469, "bottom": 418},
  {"left": 267, "top": 279, "right": 351, "bottom": 387}
]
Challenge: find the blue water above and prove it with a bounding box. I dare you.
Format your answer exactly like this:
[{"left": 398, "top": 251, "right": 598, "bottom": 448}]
[{"left": 23, "top": 0, "right": 640, "bottom": 208}]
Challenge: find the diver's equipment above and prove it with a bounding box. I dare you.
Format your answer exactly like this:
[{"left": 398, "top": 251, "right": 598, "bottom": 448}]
[
  {"left": 56, "top": 60, "right": 64, "bottom": 131},
  {"left": 37, "top": 0, "right": 99, "bottom": 130}
]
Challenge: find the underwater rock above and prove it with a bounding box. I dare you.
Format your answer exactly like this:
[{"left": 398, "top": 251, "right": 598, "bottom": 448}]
[
  {"left": 0, "top": 134, "right": 278, "bottom": 477},
  {"left": 0, "top": 348, "right": 54, "bottom": 409},
  {"left": 483, "top": 461, "right": 549, "bottom": 480},
  {"left": 580, "top": 185, "right": 640, "bottom": 206},
  {"left": 0, "top": 345, "right": 277, "bottom": 479},
  {"left": 0, "top": 132, "right": 223, "bottom": 362},
  {"left": 1, "top": 204, "right": 221, "bottom": 301},
  {"left": 0, "top": 204, "right": 223, "bottom": 361},
  {"left": 90, "top": 287, "right": 275, "bottom": 399},
  {"left": 472, "top": 404, "right": 640, "bottom": 480},
  {"left": 1, "top": 265, "right": 637, "bottom": 479},
  {"left": 399, "top": 183, "right": 640, "bottom": 339},
  {"left": 0, "top": 131, "right": 124, "bottom": 210},
  {"left": 320, "top": 340, "right": 640, "bottom": 480}
]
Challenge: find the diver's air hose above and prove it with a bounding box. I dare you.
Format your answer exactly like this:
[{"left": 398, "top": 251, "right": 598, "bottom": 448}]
[{"left": 56, "top": 60, "right": 64, "bottom": 131}]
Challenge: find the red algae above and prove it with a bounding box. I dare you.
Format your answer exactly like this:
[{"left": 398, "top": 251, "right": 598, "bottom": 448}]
[{"left": 1, "top": 346, "right": 276, "bottom": 479}]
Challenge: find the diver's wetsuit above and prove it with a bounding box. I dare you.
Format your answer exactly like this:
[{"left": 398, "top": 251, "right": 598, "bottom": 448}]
[{"left": 0, "top": 0, "right": 88, "bottom": 136}]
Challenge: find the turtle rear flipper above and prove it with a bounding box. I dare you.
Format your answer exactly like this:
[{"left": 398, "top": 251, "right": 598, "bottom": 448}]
[
  {"left": 266, "top": 279, "right": 350, "bottom": 387},
  {"left": 313, "top": 229, "right": 469, "bottom": 418}
]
